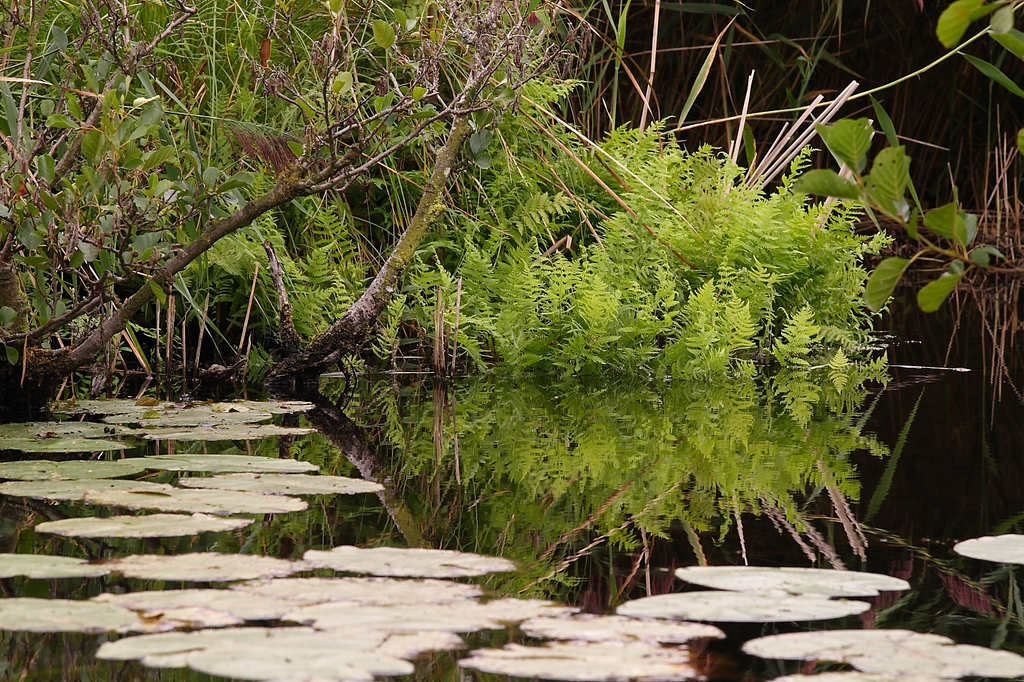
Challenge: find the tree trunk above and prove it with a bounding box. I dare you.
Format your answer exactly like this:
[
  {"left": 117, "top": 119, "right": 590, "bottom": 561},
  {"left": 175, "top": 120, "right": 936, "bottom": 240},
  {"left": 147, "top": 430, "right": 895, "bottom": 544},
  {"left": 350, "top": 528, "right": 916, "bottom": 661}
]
[{"left": 267, "top": 117, "right": 472, "bottom": 389}]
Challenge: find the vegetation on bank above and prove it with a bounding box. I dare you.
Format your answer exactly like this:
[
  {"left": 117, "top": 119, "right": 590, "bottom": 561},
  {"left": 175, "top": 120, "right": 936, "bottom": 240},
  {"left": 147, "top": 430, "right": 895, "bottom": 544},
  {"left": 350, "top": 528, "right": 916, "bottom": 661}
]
[{"left": 0, "top": 0, "right": 1020, "bottom": 403}]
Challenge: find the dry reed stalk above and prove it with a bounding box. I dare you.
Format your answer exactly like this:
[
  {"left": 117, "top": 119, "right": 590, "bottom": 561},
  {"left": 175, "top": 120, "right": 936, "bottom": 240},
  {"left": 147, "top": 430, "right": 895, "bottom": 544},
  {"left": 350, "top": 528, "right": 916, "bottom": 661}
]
[
  {"left": 238, "top": 265, "right": 259, "bottom": 358},
  {"left": 193, "top": 293, "right": 209, "bottom": 376},
  {"left": 121, "top": 329, "right": 152, "bottom": 376},
  {"left": 432, "top": 285, "right": 445, "bottom": 376},
  {"left": 450, "top": 277, "right": 462, "bottom": 372},
  {"left": 729, "top": 70, "right": 755, "bottom": 165},
  {"left": 165, "top": 294, "right": 175, "bottom": 383},
  {"left": 679, "top": 518, "right": 707, "bottom": 566},
  {"left": 154, "top": 298, "right": 160, "bottom": 377},
  {"left": 638, "top": 0, "right": 662, "bottom": 130}
]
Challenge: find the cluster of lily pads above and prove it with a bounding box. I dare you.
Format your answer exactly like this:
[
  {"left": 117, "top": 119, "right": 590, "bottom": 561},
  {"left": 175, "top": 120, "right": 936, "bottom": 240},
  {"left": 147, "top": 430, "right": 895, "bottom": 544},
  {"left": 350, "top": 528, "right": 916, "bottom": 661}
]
[{"left": 1, "top": 398, "right": 1022, "bottom": 681}]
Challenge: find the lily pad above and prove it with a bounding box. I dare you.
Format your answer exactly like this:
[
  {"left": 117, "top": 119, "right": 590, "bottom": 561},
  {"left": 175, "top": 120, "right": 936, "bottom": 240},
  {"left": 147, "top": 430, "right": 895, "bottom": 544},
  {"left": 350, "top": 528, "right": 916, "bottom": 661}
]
[
  {"left": 0, "top": 598, "right": 137, "bottom": 633},
  {"left": 82, "top": 487, "right": 307, "bottom": 514},
  {"left": 0, "top": 553, "right": 109, "bottom": 579},
  {"left": 178, "top": 473, "right": 383, "bottom": 496},
  {"left": 0, "top": 421, "right": 127, "bottom": 452},
  {"left": 302, "top": 545, "right": 516, "bottom": 578},
  {"left": 52, "top": 399, "right": 178, "bottom": 416},
  {"left": 95, "top": 588, "right": 295, "bottom": 621},
  {"left": 103, "top": 552, "right": 307, "bottom": 582},
  {"left": 0, "top": 458, "right": 148, "bottom": 481},
  {"left": 96, "top": 626, "right": 459, "bottom": 673},
  {"left": 616, "top": 591, "right": 870, "bottom": 623},
  {"left": 459, "top": 641, "right": 699, "bottom": 681},
  {"left": 183, "top": 645, "right": 413, "bottom": 680},
  {"left": 286, "top": 598, "right": 574, "bottom": 632},
  {"left": 743, "top": 629, "right": 1024, "bottom": 678},
  {"left": 35, "top": 513, "right": 253, "bottom": 538},
  {"left": 0, "top": 478, "right": 172, "bottom": 502},
  {"left": 231, "top": 576, "right": 482, "bottom": 606},
  {"left": 224, "top": 400, "right": 314, "bottom": 415},
  {"left": 770, "top": 674, "right": 948, "bottom": 682},
  {"left": 674, "top": 566, "right": 910, "bottom": 598},
  {"left": 142, "top": 454, "right": 318, "bottom": 474},
  {"left": 142, "top": 424, "right": 314, "bottom": 441},
  {"left": 953, "top": 534, "right": 1024, "bottom": 565},
  {"left": 122, "top": 606, "right": 244, "bottom": 633},
  {"left": 520, "top": 614, "right": 724, "bottom": 644},
  {"left": 103, "top": 406, "right": 274, "bottom": 428}
]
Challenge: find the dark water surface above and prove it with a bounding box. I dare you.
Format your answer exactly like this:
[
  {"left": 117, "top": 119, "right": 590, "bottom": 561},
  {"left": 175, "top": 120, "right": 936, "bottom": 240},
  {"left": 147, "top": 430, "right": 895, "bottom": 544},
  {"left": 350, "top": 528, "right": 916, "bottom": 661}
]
[{"left": 0, "top": 296, "right": 1021, "bottom": 681}]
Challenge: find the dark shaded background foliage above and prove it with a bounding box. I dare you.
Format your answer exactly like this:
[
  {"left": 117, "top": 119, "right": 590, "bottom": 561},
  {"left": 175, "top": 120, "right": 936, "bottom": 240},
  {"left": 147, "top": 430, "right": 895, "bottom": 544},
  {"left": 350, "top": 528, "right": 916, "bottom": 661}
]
[{"left": 573, "top": 0, "right": 1022, "bottom": 209}]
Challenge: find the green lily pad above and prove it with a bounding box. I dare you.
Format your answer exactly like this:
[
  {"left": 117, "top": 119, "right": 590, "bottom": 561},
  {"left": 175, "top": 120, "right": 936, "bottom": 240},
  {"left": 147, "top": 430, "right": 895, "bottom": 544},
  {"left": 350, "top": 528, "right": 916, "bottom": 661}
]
[
  {"left": 224, "top": 400, "right": 314, "bottom": 415},
  {"left": 674, "top": 566, "right": 910, "bottom": 598},
  {"left": 616, "top": 591, "right": 870, "bottom": 623},
  {"left": 0, "top": 422, "right": 127, "bottom": 453},
  {"left": 232, "top": 576, "right": 482, "bottom": 606},
  {"left": 0, "top": 478, "right": 172, "bottom": 502},
  {"left": 459, "top": 641, "right": 700, "bottom": 681},
  {"left": 81, "top": 487, "right": 308, "bottom": 514},
  {"left": 95, "top": 588, "right": 295, "bottom": 621},
  {"left": 743, "top": 629, "right": 1024, "bottom": 678},
  {"left": 0, "top": 598, "right": 137, "bottom": 633},
  {"left": 0, "top": 458, "right": 147, "bottom": 481},
  {"left": 96, "top": 627, "right": 341, "bottom": 665},
  {"left": 520, "top": 615, "right": 724, "bottom": 644},
  {"left": 103, "top": 404, "right": 273, "bottom": 428},
  {"left": 302, "top": 545, "right": 517, "bottom": 578},
  {"left": 103, "top": 552, "right": 307, "bottom": 582},
  {"left": 0, "top": 553, "right": 109, "bottom": 579},
  {"left": 953, "top": 534, "right": 1024, "bottom": 565},
  {"left": 142, "top": 454, "right": 318, "bottom": 474},
  {"left": 142, "top": 424, "right": 314, "bottom": 441},
  {"left": 52, "top": 399, "right": 178, "bottom": 416},
  {"left": 35, "top": 513, "right": 253, "bottom": 538},
  {"left": 286, "top": 598, "right": 574, "bottom": 632},
  {"left": 179, "top": 473, "right": 382, "bottom": 496}
]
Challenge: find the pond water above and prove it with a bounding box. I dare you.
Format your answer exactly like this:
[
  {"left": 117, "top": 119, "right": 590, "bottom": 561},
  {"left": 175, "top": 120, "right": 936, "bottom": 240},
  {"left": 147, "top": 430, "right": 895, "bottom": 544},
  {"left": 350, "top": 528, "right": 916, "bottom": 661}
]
[{"left": 0, "top": 297, "right": 1021, "bottom": 681}]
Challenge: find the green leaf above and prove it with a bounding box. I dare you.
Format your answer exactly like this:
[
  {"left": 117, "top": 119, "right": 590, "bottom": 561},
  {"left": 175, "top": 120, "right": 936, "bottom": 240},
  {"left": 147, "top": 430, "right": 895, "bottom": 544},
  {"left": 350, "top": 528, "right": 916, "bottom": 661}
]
[
  {"left": 287, "top": 141, "right": 304, "bottom": 157},
  {"left": 5, "top": 345, "right": 18, "bottom": 365},
  {"left": 963, "top": 54, "right": 1024, "bottom": 98},
  {"left": 411, "top": 86, "right": 427, "bottom": 101},
  {"left": 679, "top": 22, "right": 728, "bottom": 124},
  {"left": 45, "top": 114, "right": 77, "bottom": 129},
  {"left": 865, "top": 257, "right": 910, "bottom": 312},
  {"left": 148, "top": 279, "right": 168, "bottom": 305},
  {"left": 331, "top": 72, "right": 353, "bottom": 96},
  {"left": 80, "top": 130, "right": 102, "bottom": 161},
  {"left": 202, "top": 166, "right": 221, "bottom": 188},
  {"left": 0, "top": 83, "right": 18, "bottom": 141},
  {"left": 35, "top": 154, "right": 55, "bottom": 184},
  {"left": 923, "top": 202, "right": 960, "bottom": 240},
  {"left": 990, "top": 5, "right": 1015, "bottom": 33},
  {"left": 960, "top": 212, "right": 978, "bottom": 246},
  {"left": 815, "top": 118, "right": 873, "bottom": 174},
  {"left": 863, "top": 146, "right": 910, "bottom": 217},
  {"left": 0, "top": 307, "right": 16, "bottom": 328},
  {"left": 917, "top": 272, "right": 965, "bottom": 313},
  {"left": 372, "top": 20, "right": 395, "bottom": 50},
  {"left": 993, "top": 29, "right": 1024, "bottom": 58},
  {"left": 793, "top": 169, "right": 861, "bottom": 199},
  {"left": 936, "top": 0, "right": 986, "bottom": 47},
  {"left": 469, "top": 130, "right": 493, "bottom": 156},
  {"left": 216, "top": 172, "right": 254, "bottom": 193},
  {"left": 142, "top": 146, "right": 176, "bottom": 172},
  {"left": 870, "top": 96, "right": 899, "bottom": 148},
  {"left": 328, "top": 0, "right": 342, "bottom": 13},
  {"left": 1019, "top": 127, "right": 1024, "bottom": 155},
  {"left": 969, "top": 248, "right": 990, "bottom": 268}
]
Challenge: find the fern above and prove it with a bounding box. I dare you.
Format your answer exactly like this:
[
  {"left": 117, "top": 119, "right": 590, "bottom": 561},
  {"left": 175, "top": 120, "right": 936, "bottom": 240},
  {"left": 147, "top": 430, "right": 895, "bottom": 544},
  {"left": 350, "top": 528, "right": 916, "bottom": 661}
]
[{"left": 372, "top": 294, "right": 407, "bottom": 363}]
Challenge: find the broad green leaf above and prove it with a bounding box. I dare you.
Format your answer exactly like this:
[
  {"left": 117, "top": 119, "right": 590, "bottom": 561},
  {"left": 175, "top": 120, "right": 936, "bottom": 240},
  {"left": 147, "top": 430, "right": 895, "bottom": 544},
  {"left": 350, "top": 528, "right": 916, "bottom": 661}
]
[
  {"left": 870, "top": 96, "right": 900, "bottom": 148},
  {"left": 373, "top": 20, "right": 396, "bottom": 50},
  {"left": 45, "top": 114, "right": 77, "bottom": 129},
  {"left": 970, "top": 248, "right": 991, "bottom": 268},
  {"left": 201, "top": 166, "right": 221, "bottom": 187},
  {"left": 0, "top": 307, "right": 16, "bottom": 328},
  {"left": 142, "top": 146, "right": 176, "bottom": 171},
  {"left": 990, "top": 5, "right": 1015, "bottom": 33},
  {"left": 936, "top": 0, "right": 986, "bottom": 47},
  {"left": 794, "top": 169, "right": 861, "bottom": 199},
  {"left": 923, "top": 202, "right": 959, "bottom": 240},
  {"left": 80, "top": 130, "right": 102, "bottom": 161},
  {"left": 960, "top": 212, "right": 978, "bottom": 246},
  {"left": 328, "top": 0, "right": 342, "bottom": 14},
  {"left": 1019, "top": 127, "right": 1024, "bottom": 154},
  {"left": 864, "top": 146, "right": 910, "bottom": 218},
  {"left": 148, "top": 279, "right": 168, "bottom": 304},
  {"left": 215, "top": 172, "right": 254, "bottom": 193},
  {"left": 993, "top": 29, "right": 1024, "bottom": 58},
  {"left": 964, "top": 54, "right": 1024, "bottom": 99},
  {"left": 411, "top": 86, "right": 426, "bottom": 101},
  {"left": 815, "top": 119, "right": 873, "bottom": 173},
  {"left": 469, "top": 129, "right": 493, "bottom": 156},
  {"left": 865, "top": 257, "right": 910, "bottom": 311},
  {"left": 34, "top": 154, "right": 55, "bottom": 184},
  {"left": 0, "top": 83, "right": 17, "bottom": 141},
  {"left": 917, "top": 272, "right": 964, "bottom": 312},
  {"left": 331, "top": 71, "right": 353, "bottom": 96}
]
